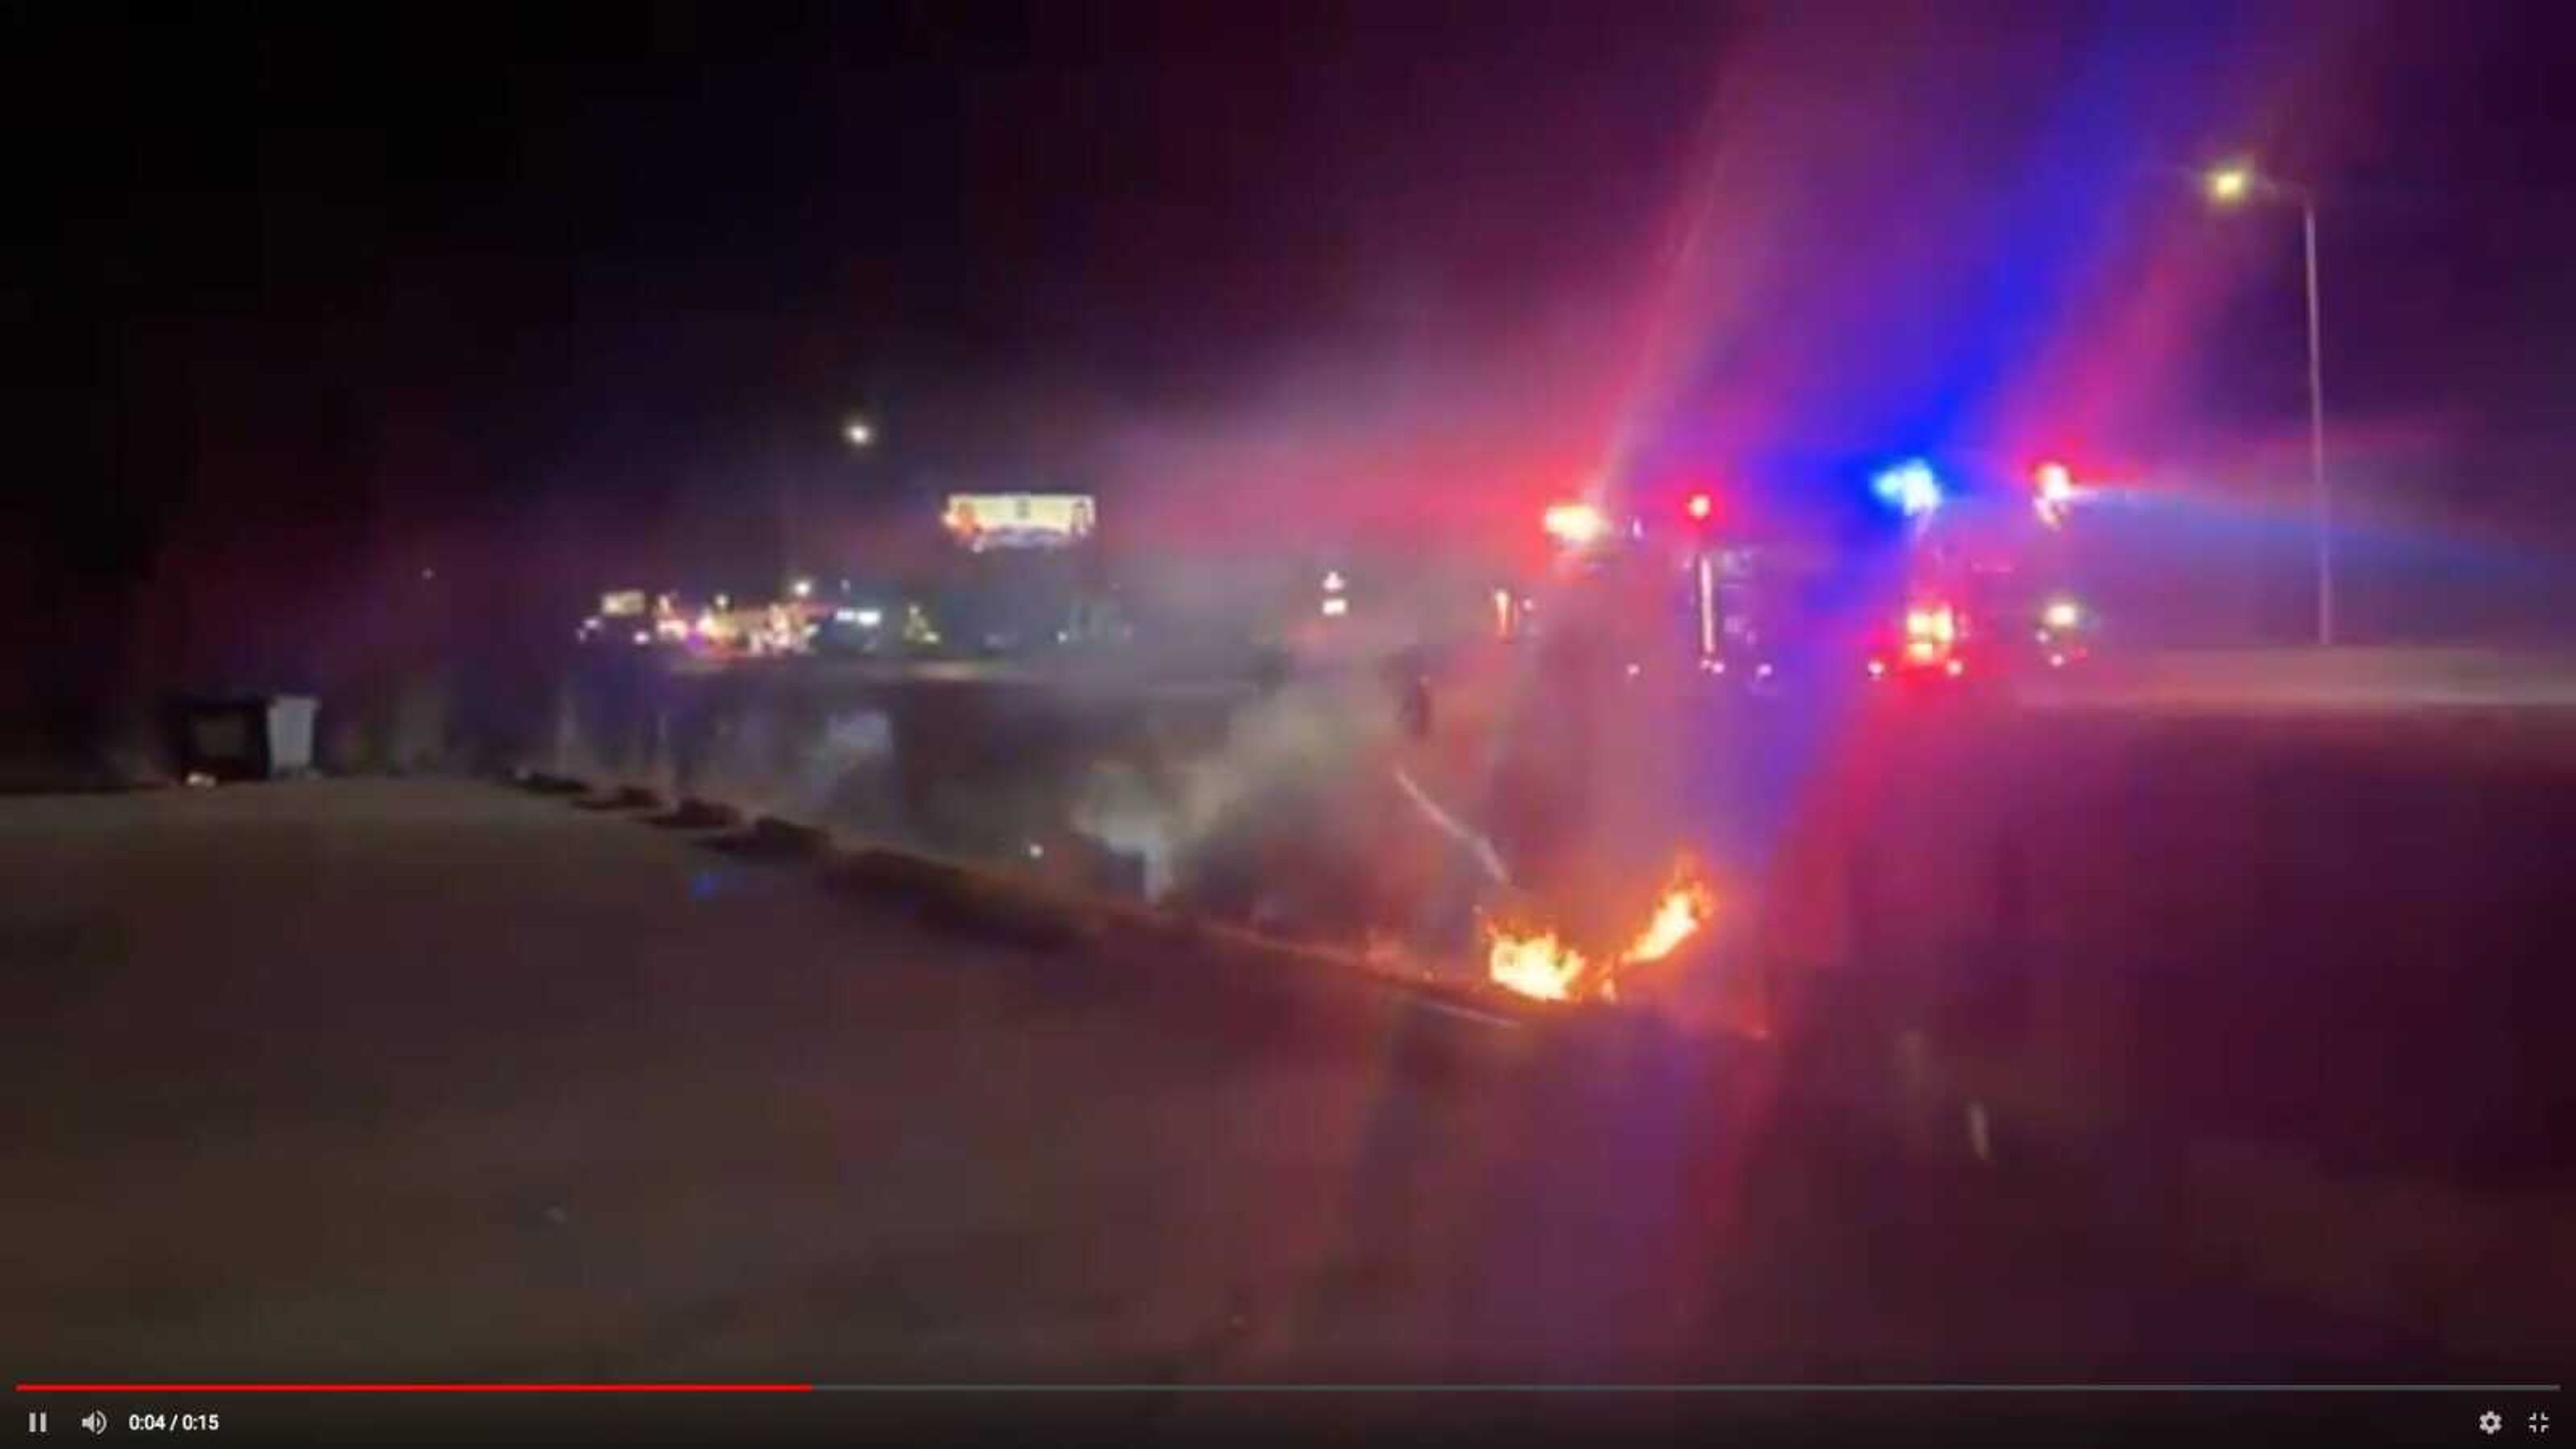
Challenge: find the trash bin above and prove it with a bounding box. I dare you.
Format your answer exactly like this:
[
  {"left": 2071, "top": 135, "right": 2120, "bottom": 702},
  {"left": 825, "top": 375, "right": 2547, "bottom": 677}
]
[
  {"left": 265, "top": 696, "right": 316, "bottom": 775},
  {"left": 170, "top": 694, "right": 319, "bottom": 782}
]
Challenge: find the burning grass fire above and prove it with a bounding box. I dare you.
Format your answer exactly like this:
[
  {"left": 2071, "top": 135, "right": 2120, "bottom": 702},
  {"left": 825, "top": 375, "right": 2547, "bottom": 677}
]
[{"left": 1484, "top": 857, "right": 1718, "bottom": 1003}]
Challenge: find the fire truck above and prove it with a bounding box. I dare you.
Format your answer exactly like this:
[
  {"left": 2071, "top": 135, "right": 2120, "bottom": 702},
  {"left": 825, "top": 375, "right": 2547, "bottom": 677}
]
[{"left": 1513, "top": 457, "right": 2103, "bottom": 698}]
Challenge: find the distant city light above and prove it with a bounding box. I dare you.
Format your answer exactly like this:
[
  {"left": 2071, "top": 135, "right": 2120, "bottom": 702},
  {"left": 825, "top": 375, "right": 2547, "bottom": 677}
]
[
  {"left": 1685, "top": 492, "right": 1713, "bottom": 521},
  {"left": 1872, "top": 459, "right": 1943, "bottom": 518},
  {"left": 631, "top": 630, "right": 651, "bottom": 646},
  {"left": 854, "top": 608, "right": 883, "bottom": 629},
  {"left": 1322, "top": 570, "right": 1346, "bottom": 594},
  {"left": 844, "top": 419, "right": 874, "bottom": 446},
  {"left": 1543, "top": 500, "right": 1611, "bottom": 545},
  {"left": 2043, "top": 597, "right": 2082, "bottom": 631},
  {"left": 2206, "top": 164, "right": 2254, "bottom": 205},
  {"left": 790, "top": 577, "right": 814, "bottom": 600},
  {"left": 1320, "top": 596, "right": 1350, "bottom": 617}
]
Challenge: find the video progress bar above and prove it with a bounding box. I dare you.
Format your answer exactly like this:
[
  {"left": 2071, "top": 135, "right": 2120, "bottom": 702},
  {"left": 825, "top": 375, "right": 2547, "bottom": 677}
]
[
  {"left": 18, "top": 1383, "right": 2562, "bottom": 1395},
  {"left": 15, "top": 1385, "right": 810, "bottom": 1394}
]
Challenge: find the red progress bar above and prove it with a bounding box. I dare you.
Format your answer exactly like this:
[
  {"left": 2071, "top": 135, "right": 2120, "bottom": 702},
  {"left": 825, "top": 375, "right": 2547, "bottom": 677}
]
[{"left": 17, "top": 1385, "right": 813, "bottom": 1393}]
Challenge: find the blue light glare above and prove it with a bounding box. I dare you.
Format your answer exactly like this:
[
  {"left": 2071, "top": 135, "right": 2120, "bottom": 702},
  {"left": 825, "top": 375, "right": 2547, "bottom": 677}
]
[{"left": 1872, "top": 458, "right": 1944, "bottom": 517}]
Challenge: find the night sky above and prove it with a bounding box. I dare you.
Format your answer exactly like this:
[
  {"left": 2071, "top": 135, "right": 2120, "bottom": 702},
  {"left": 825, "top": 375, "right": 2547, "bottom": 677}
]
[{"left": 10, "top": 1, "right": 2576, "bottom": 701}]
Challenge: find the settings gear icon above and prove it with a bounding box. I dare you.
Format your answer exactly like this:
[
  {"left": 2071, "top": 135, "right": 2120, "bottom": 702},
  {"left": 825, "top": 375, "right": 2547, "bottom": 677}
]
[{"left": 2482, "top": 1411, "right": 2505, "bottom": 1435}]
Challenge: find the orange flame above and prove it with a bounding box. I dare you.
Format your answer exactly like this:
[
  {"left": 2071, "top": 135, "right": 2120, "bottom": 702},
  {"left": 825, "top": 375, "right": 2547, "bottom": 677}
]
[
  {"left": 1487, "top": 928, "right": 1593, "bottom": 1002},
  {"left": 1484, "top": 859, "right": 1717, "bottom": 1003},
  {"left": 1620, "top": 873, "right": 1718, "bottom": 964}
]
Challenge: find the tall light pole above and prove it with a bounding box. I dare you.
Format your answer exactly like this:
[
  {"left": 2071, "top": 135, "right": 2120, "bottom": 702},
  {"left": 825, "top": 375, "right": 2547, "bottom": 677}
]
[
  {"left": 2208, "top": 162, "right": 2334, "bottom": 646},
  {"left": 784, "top": 415, "right": 875, "bottom": 591}
]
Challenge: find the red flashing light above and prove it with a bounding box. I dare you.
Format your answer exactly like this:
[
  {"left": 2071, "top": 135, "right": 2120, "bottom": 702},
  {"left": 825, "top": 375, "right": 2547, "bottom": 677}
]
[{"left": 1685, "top": 492, "right": 1714, "bottom": 522}]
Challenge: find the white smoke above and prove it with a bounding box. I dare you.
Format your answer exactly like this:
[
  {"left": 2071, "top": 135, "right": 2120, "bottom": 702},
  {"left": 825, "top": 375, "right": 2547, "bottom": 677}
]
[{"left": 1071, "top": 672, "right": 1401, "bottom": 905}]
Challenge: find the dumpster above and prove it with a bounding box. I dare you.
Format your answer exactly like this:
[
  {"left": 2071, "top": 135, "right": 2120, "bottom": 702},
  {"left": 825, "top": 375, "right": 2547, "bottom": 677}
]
[{"left": 170, "top": 695, "right": 318, "bottom": 782}]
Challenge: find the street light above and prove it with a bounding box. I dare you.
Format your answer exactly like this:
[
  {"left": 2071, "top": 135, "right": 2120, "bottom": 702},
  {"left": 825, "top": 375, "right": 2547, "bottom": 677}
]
[
  {"left": 2207, "top": 160, "right": 2334, "bottom": 646},
  {"left": 784, "top": 415, "right": 876, "bottom": 597}
]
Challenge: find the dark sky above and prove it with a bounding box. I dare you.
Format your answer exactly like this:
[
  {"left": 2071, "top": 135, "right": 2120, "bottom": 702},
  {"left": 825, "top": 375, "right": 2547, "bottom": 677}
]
[{"left": 11, "top": 0, "right": 2576, "bottom": 680}]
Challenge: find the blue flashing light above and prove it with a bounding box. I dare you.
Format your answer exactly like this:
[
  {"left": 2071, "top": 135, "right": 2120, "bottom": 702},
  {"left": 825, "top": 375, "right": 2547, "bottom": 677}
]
[{"left": 1872, "top": 458, "right": 1944, "bottom": 518}]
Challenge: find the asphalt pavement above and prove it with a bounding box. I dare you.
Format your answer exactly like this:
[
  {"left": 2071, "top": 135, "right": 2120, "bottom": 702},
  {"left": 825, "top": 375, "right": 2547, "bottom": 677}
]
[{"left": 0, "top": 780, "right": 2556, "bottom": 1417}]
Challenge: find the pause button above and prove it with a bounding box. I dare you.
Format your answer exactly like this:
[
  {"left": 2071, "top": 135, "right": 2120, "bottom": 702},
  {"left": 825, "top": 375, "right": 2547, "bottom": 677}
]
[{"left": 25, "top": 1411, "right": 45, "bottom": 1434}]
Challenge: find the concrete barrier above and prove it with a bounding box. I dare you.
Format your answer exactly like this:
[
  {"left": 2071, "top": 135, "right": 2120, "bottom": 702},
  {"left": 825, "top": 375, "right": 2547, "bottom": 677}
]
[
  {"left": 521, "top": 651, "right": 2575, "bottom": 1186},
  {"left": 814, "top": 839, "right": 1558, "bottom": 1033},
  {"left": 572, "top": 783, "right": 663, "bottom": 811},
  {"left": 529, "top": 655, "right": 1232, "bottom": 873},
  {"left": 651, "top": 797, "right": 743, "bottom": 830},
  {"left": 733, "top": 814, "right": 830, "bottom": 858}
]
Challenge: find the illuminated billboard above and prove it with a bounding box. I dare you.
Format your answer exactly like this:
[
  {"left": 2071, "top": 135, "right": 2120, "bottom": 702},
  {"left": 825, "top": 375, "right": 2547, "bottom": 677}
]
[{"left": 943, "top": 493, "right": 1096, "bottom": 550}]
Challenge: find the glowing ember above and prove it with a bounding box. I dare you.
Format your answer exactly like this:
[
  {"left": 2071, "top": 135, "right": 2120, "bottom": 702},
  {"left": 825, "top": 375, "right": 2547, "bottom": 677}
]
[{"left": 1484, "top": 859, "right": 1717, "bottom": 1002}]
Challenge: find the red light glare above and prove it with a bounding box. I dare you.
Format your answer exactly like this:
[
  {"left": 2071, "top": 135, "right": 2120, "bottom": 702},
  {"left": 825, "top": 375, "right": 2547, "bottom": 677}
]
[{"left": 1685, "top": 492, "right": 1713, "bottom": 521}]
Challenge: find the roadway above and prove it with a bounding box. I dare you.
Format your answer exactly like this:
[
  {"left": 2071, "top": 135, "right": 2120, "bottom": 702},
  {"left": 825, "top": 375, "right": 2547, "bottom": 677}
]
[
  {"left": 658, "top": 649, "right": 1262, "bottom": 704},
  {"left": 1, "top": 778, "right": 2559, "bottom": 1440}
]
